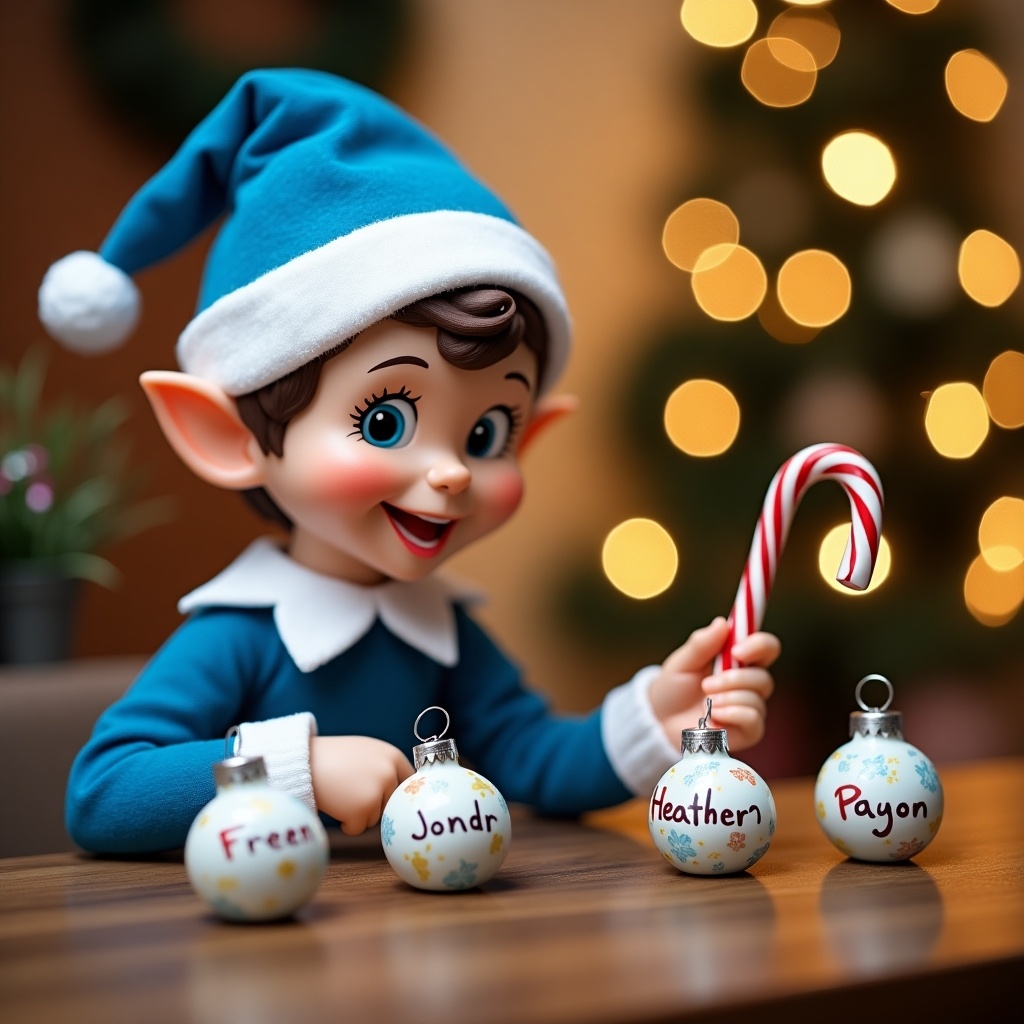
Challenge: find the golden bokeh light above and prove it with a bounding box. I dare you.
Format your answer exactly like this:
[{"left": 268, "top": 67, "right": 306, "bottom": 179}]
[
  {"left": 945, "top": 49, "right": 1008, "bottom": 122},
  {"left": 757, "top": 285, "right": 821, "bottom": 344},
  {"left": 979, "top": 497, "right": 1024, "bottom": 572},
  {"left": 822, "top": 131, "right": 897, "bottom": 206},
  {"left": 958, "top": 230, "right": 1021, "bottom": 308},
  {"left": 923, "top": 382, "right": 989, "bottom": 458},
  {"left": 776, "top": 249, "right": 851, "bottom": 327},
  {"left": 602, "top": 518, "right": 679, "bottom": 600},
  {"left": 691, "top": 243, "right": 767, "bottom": 321},
  {"left": 664, "top": 379, "right": 741, "bottom": 456},
  {"left": 662, "top": 198, "right": 740, "bottom": 272},
  {"left": 885, "top": 0, "right": 941, "bottom": 14},
  {"left": 768, "top": 7, "right": 840, "bottom": 70},
  {"left": 964, "top": 555, "right": 1024, "bottom": 627},
  {"left": 680, "top": 0, "right": 758, "bottom": 48},
  {"left": 983, "top": 350, "right": 1024, "bottom": 429},
  {"left": 819, "top": 526, "right": 891, "bottom": 595},
  {"left": 741, "top": 37, "right": 817, "bottom": 108}
]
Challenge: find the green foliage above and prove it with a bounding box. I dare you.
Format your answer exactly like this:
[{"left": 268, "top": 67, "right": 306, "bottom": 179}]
[{"left": 0, "top": 349, "right": 173, "bottom": 585}]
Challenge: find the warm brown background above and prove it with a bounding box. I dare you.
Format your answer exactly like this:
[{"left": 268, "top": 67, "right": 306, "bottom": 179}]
[
  {"left": 1, "top": 0, "right": 693, "bottom": 684},
  {"left": 2, "top": 1, "right": 1021, "bottom": 777}
]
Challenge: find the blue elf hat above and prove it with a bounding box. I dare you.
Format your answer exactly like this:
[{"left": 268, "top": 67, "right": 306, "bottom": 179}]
[{"left": 38, "top": 68, "right": 570, "bottom": 394}]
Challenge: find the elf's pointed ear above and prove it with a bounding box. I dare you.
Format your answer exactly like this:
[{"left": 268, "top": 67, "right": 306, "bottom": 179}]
[
  {"left": 519, "top": 393, "right": 578, "bottom": 457},
  {"left": 140, "top": 370, "right": 264, "bottom": 490}
]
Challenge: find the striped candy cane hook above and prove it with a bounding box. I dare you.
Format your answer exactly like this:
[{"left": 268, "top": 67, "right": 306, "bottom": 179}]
[{"left": 715, "top": 443, "right": 884, "bottom": 673}]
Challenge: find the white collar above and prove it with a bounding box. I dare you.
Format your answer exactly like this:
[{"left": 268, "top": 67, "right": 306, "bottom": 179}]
[{"left": 178, "top": 538, "right": 479, "bottom": 673}]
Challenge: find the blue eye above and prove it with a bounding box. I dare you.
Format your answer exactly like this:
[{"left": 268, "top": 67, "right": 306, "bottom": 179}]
[
  {"left": 467, "top": 407, "right": 513, "bottom": 458},
  {"left": 358, "top": 396, "right": 417, "bottom": 448}
]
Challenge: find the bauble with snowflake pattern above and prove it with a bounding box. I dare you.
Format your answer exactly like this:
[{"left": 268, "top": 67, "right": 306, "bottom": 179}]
[
  {"left": 815, "top": 675, "right": 943, "bottom": 862},
  {"left": 381, "top": 707, "right": 512, "bottom": 891},
  {"left": 649, "top": 700, "right": 776, "bottom": 875}
]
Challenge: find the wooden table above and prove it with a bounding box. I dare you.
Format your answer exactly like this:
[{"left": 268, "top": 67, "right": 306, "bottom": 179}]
[{"left": 2, "top": 758, "right": 1021, "bottom": 1023}]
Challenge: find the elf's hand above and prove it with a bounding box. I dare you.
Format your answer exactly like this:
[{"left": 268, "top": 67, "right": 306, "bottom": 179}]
[
  {"left": 310, "top": 735, "right": 414, "bottom": 834},
  {"left": 647, "top": 617, "right": 780, "bottom": 753}
]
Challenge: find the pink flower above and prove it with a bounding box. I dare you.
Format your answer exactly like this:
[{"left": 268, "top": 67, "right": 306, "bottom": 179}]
[{"left": 25, "top": 480, "right": 54, "bottom": 512}]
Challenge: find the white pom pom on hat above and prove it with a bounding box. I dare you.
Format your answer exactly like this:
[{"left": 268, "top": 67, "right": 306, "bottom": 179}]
[{"left": 38, "top": 251, "right": 140, "bottom": 355}]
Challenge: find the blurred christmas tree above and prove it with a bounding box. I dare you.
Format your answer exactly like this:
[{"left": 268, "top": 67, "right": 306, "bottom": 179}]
[{"left": 556, "top": 0, "right": 1022, "bottom": 771}]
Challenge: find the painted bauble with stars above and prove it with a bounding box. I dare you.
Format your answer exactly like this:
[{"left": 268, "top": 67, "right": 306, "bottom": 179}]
[
  {"left": 185, "top": 754, "right": 329, "bottom": 921},
  {"left": 381, "top": 707, "right": 511, "bottom": 891},
  {"left": 815, "top": 675, "right": 943, "bottom": 862}
]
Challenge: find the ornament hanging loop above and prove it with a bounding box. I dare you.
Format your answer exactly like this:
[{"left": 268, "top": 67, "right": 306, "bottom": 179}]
[
  {"left": 225, "top": 725, "right": 241, "bottom": 758},
  {"left": 698, "top": 698, "right": 713, "bottom": 729},
  {"left": 414, "top": 705, "right": 450, "bottom": 744},
  {"left": 855, "top": 674, "right": 894, "bottom": 712}
]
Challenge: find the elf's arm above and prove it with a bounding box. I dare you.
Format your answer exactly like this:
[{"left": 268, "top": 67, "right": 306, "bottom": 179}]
[
  {"left": 444, "top": 609, "right": 778, "bottom": 813},
  {"left": 66, "top": 609, "right": 265, "bottom": 852}
]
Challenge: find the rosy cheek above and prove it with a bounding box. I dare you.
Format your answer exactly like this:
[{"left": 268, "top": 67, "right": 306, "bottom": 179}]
[
  {"left": 303, "top": 452, "right": 405, "bottom": 505},
  {"left": 486, "top": 468, "right": 524, "bottom": 521}
]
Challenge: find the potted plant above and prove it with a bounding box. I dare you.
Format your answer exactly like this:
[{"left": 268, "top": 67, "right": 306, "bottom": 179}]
[{"left": 0, "top": 348, "right": 171, "bottom": 664}]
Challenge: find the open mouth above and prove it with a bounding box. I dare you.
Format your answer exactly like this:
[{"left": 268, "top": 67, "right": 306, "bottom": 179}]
[{"left": 382, "top": 503, "right": 456, "bottom": 557}]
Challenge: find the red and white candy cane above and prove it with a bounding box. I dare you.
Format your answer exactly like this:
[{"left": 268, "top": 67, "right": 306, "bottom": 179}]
[{"left": 715, "top": 443, "right": 884, "bottom": 673}]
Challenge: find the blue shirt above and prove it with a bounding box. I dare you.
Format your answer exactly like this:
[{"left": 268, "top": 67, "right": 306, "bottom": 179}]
[{"left": 66, "top": 604, "right": 632, "bottom": 853}]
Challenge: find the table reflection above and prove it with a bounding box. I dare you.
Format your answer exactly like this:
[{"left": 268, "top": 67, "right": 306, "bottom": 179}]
[
  {"left": 378, "top": 871, "right": 777, "bottom": 1013},
  {"left": 819, "top": 860, "right": 943, "bottom": 974},
  {"left": 186, "top": 920, "right": 331, "bottom": 1023},
  {"left": 602, "top": 875, "right": 777, "bottom": 1000}
]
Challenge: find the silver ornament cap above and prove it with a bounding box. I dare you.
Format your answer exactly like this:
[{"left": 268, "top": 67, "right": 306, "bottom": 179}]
[
  {"left": 410, "top": 705, "right": 460, "bottom": 769},
  {"left": 412, "top": 737, "right": 460, "bottom": 770},
  {"left": 213, "top": 754, "right": 268, "bottom": 788},
  {"left": 680, "top": 698, "right": 730, "bottom": 755},
  {"left": 849, "top": 674, "right": 904, "bottom": 739}
]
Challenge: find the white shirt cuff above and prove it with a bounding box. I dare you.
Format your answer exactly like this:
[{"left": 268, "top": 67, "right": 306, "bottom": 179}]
[
  {"left": 236, "top": 712, "right": 318, "bottom": 812},
  {"left": 601, "top": 666, "right": 681, "bottom": 797}
]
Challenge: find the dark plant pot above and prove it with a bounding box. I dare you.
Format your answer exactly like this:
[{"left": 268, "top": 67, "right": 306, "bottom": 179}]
[{"left": 0, "top": 564, "right": 79, "bottom": 665}]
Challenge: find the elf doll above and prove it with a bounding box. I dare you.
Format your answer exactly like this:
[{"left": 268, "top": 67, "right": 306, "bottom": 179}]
[{"left": 39, "top": 70, "right": 779, "bottom": 853}]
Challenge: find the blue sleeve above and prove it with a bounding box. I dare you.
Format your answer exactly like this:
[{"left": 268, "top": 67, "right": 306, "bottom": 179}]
[
  {"left": 443, "top": 607, "right": 632, "bottom": 816},
  {"left": 65, "top": 609, "right": 279, "bottom": 853}
]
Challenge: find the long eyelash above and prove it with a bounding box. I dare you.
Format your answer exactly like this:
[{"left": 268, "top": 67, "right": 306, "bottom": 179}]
[
  {"left": 347, "top": 385, "right": 420, "bottom": 439},
  {"left": 501, "top": 405, "right": 523, "bottom": 454}
]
